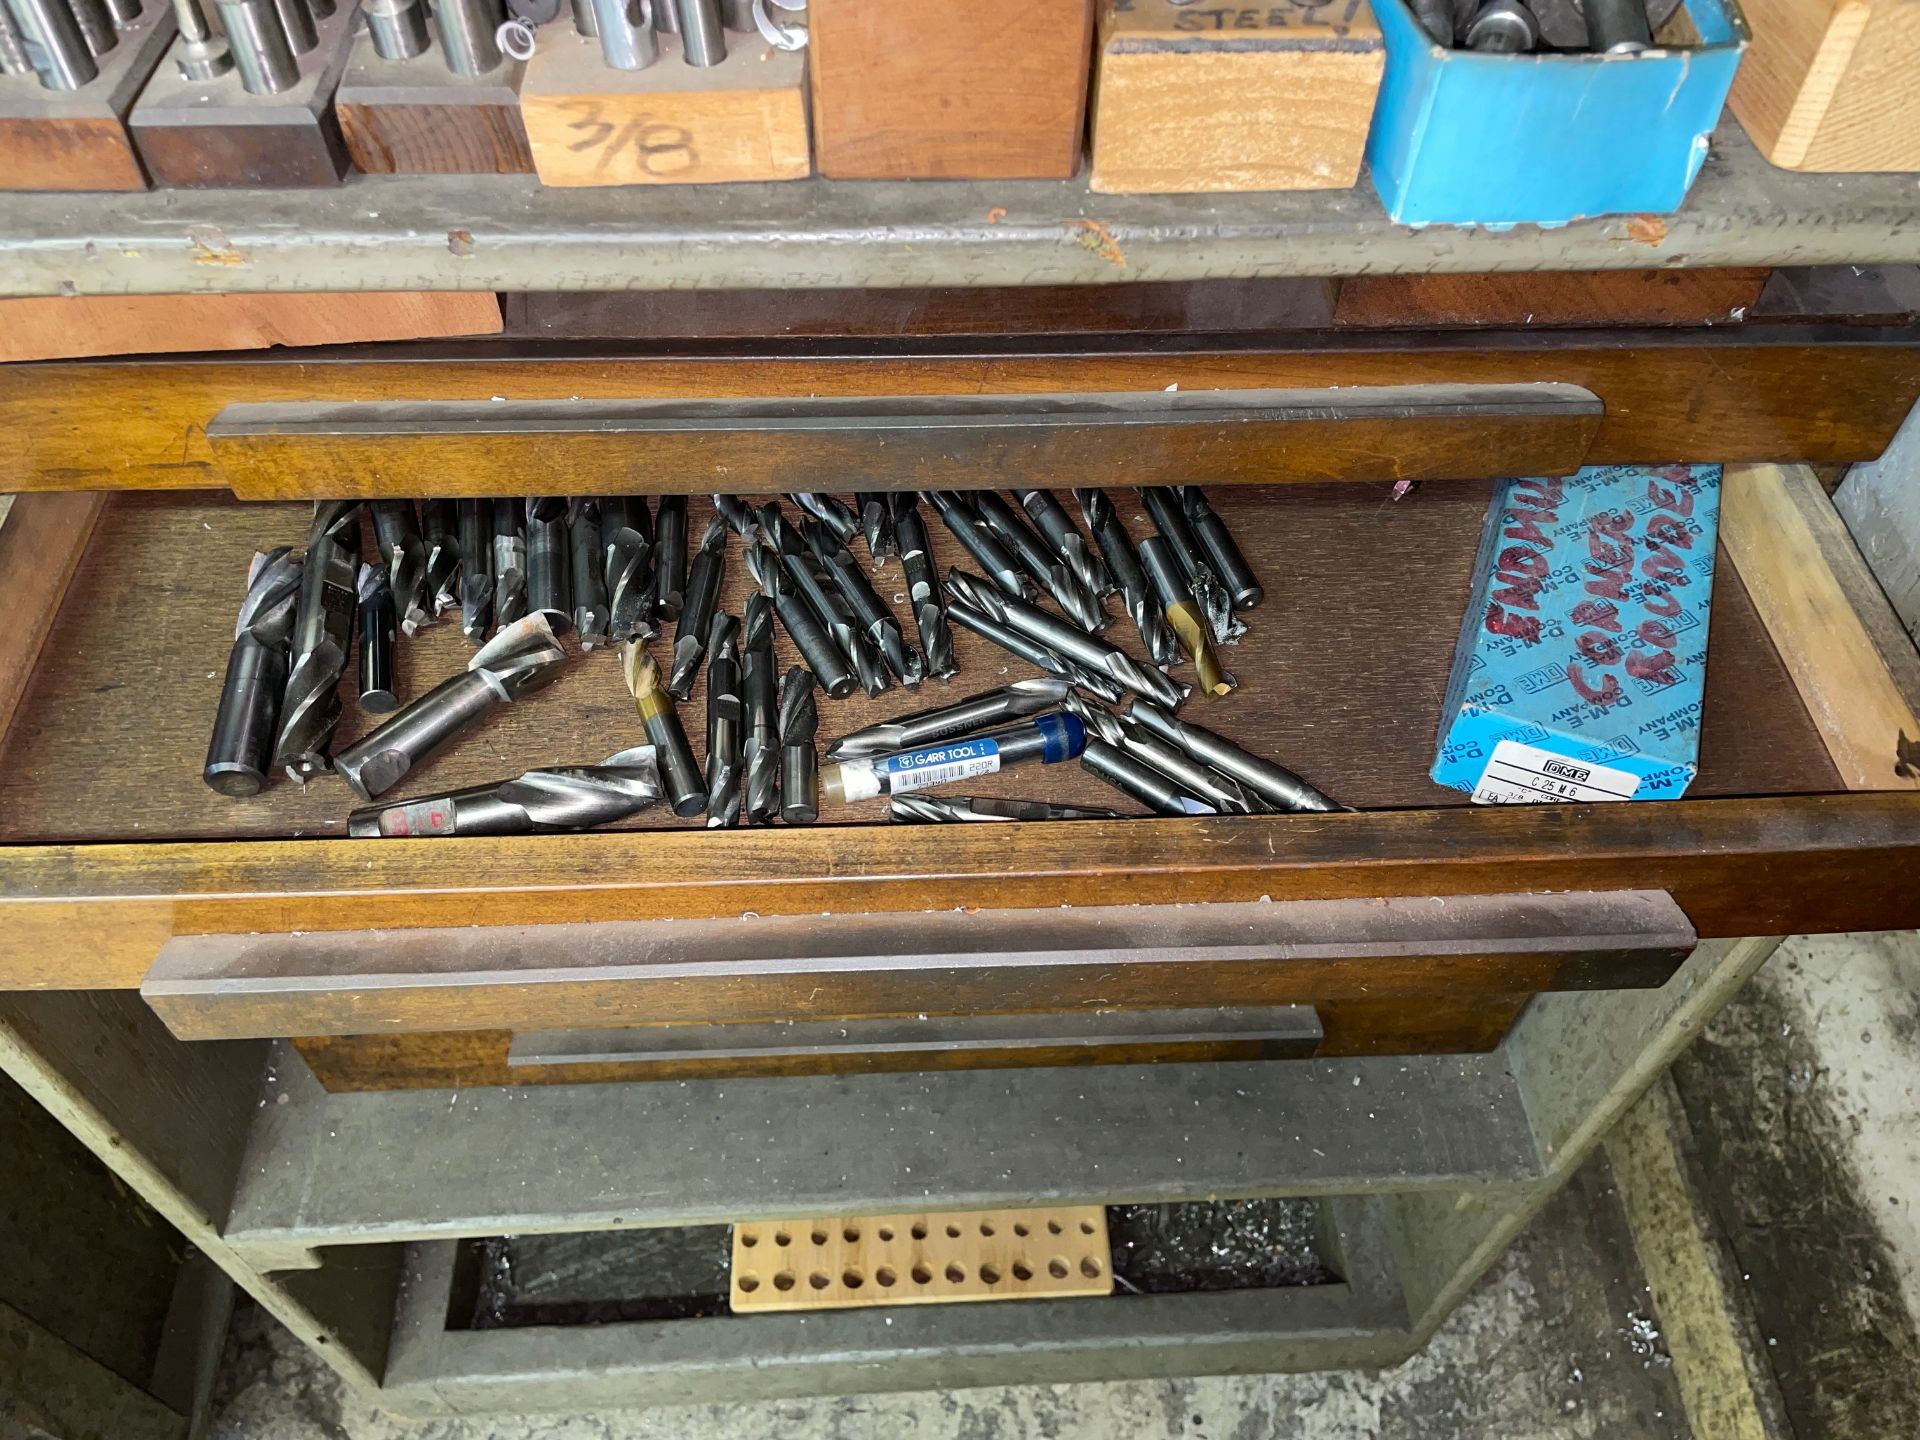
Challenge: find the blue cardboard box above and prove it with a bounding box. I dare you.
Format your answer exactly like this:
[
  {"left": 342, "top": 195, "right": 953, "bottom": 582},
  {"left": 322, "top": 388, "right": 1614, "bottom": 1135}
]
[
  {"left": 1365, "top": 0, "right": 1749, "bottom": 227},
  {"left": 1432, "top": 464, "right": 1722, "bottom": 804}
]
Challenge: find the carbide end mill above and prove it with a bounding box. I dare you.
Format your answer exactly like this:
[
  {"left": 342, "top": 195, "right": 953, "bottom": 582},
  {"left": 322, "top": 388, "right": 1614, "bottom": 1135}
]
[
  {"left": 620, "top": 640, "right": 708, "bottom": 818},
  {"left": 603, "top": 497, "right": 657, "bottom": 644},
  {"left": 741, "top": 593, "right": 779, "bottom": 825},
  {"left": 945, "top": 567, "right": 1186, "bottom": 711},
  {"left": 777, "top": 666, "right": 819, "bottom": 825},
  {"left": 892, "top": 494, "right": 956, "bottom": 683},
  {"left": 348, "top": 746, "right": 664, "bottom": 838},
  {"left": 456, "top": 500, "right": 493, "bottom": 644},
  {"left": 422, "top": 499, "right": 460, "bottom": 615},
  {"left": 275, "top": 500, "right": 362, "bottom": 783},
  {"left": 826, "top": 677, "right": 1072, "bottom": 761},
  {"left": 371, "top": 500, "right": 432, "bottom": 636},
  {"left": 976, "top": 490, "right": 1103, "bottom": 632},
  {"left": 204, "top": 548, "right": 303, "bottom": 798},
  {"left": 747, "top": 539, "right": 855, "bottom": 702},
  {"left": 1074, "top": 487, "right": 1180, "bottom": 668},
  {"left": 333, "top": 612, "right": 570, "bottom": 801},
  {"left": 800, "top": 514, "right": 913, "bottom": 686},
  {"left": 924, "top": 490, "right": 1030, "bottom": 601},
  {"left": 857, "top": 491, "right": 898, "bottom": 560},
  {"left": 1017, "top": 487, "right": 1113, "bottom": 604},
  {"left": 491, "top": 499, "right": 529, "bottom": 629},
  {"left": 668, "top": 510, "right": 729, "bottom": 701},
  {"left": 704, "top": 611, "right": 743, "bottom": 828},
  {"left": 356, "top": 562, "right": 400, "bottom": 714},
  {"left": 569, "top": 498, "right": 611, "bottom": 649},
  {"left": 787, "top": 491, "right": 858, "bottom": 545},
  {"left": 654, "top": 495, "right": 689, "bottom": 620},
  {"left": 764, "top": 501, "right": 889, "bottom": 699}
]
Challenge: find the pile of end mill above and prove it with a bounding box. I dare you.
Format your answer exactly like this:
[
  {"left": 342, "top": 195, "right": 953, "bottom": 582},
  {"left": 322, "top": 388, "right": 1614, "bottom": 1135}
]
[
  {"left": 202, "top": 488, "right": 1341, "bottom": 838},
  {"left": 1413, "top": 0, "right": 1661, "bottom": 54},
  {"left": 0, "top": 0, "right": 150, "bottom": 92},
  {"left": 481, "top": 0, "right": 795, "bottom": 79}
]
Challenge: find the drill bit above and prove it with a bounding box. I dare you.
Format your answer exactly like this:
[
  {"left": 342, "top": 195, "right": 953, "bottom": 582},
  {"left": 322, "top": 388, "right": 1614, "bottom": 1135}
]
[
  {"left": 945, "top": 569, "right": 1185, "bottom": 710},
  {"left": 1126, "top": 700, "right": 1343, "bottom": 813},
  {"left": 421, "top": 499, "right": 460, "bottom": 616},
  {"left": 333, "top": 612, "right": 571, "bottom": 801},
  {"left": 526, "top": 497, "right": 572, "bottom": 632},
  {"left": 356, "top": 562, "right": 400, "bottom": 714},
  {"left": 1074, "top": 487, "right": 1179, "bottom": 668},
  {"left": 856, "top": 491, "right": 897, "bottom": 560},
  {"left": 491, "top": 499, "right": 529, "bottom": 629},
  {"left": 603, "top": 496, "right": 657, "bottom": 644},
  {"left": 778, "top": 666, "right": 818, "bottom": 824},
  {"left": 370, "top": 500, "right": 432, "bottom": 636},
  {"left": 204, "top": 547, "right": 303, "bottom": 798},
  {"left": 924, "top": 490, "right": 1029, "bottom": 601},
  {"left": 746, "top": 540, "right": 855, "bottom": 701},
  {"left": 889, "top": 795, "right": 1124, "bottom": 823},
  {"left": 456, "top": 500, "right": 492, "bottom": 644},
  {"left": 1061, "top": 693, "right": 1261, "bottom": 814},
  {"left": 569, "top": 498, "right": 611, "bottom": 649},
  {"left": 1081, "top": 739, "right": 1217, "bottom": 817},
  {"left": 787, "top": 491, "right": 859, "bottom": 546},
  {"left": 1140, "top": 534, "right": 1234, "bottom": 699},
  {"left": 741, "top": 593, "right": 780, "bottom": 824},
  {"left": 946, "top": 598, "right": 1126, "bottom": 705},
  {"left": 826, "top": 677, "right": 1071, "bottom": 761},
  {"left": 654, "top": 495, "right": 689, "bottom": 620},
  {"left": 1177, "top": 486, "right": 1263, "bottom": 611},
  {"left": 762, "top": 502, "right": 889, "bottom": 698},
  {"left": 892, "top": 494, "right": 957, "bottom": 683},
  {"left": 975, "top": 490, "right": 1105, "bottom": 633},
  {"left": 704, "top": 611, "right": 743, "bottom": 828},
  {"left": 800, "top": 514, "right": 918, "bottom": 685},
  {"left": 347, "top": 746, "right": 664, "bottom": 838},
  {"left": 668, "top": 510, "right": 729, "bottom": 701},
  {"left": 1016, "top": 487, "right": 1113, "bottom": 603},
  {"left": 618, "top": 640, "right": 707, "bottom": 817},
  {"left": 275, "top": 500, "right": 362, "bottom": 783},
  {"left": 1141, "top": 487, "right": 1245, "bottom": 646}
]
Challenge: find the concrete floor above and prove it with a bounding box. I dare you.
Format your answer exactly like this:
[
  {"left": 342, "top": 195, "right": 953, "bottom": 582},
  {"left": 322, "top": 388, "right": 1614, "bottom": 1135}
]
[{"left": 202, "top": 933, "right": 1920, "bottom": 1440}]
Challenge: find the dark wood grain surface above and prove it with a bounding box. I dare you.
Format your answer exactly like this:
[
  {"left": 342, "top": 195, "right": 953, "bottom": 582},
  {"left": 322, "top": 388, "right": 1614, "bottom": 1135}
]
[
  {"left": 337, "top": 99, "right": 534, "bottom": 175},
  {"left": 0, "top": 484, "right": 1835, "bottom": 846}
]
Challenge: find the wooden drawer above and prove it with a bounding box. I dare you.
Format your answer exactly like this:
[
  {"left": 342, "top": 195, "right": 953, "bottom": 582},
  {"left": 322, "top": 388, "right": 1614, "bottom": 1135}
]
[{"left": 1, "top": 455, "right": 1917, "bottom": 1086}]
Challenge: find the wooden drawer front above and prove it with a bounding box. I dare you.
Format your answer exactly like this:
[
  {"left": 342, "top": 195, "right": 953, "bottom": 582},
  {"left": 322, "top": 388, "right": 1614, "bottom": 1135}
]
[
  {"left": 1, "top": 328, "right": 1918, "bottom": 495},
  {"left": 138, "top": 891, "right": 1695, "bottom": 1042}
]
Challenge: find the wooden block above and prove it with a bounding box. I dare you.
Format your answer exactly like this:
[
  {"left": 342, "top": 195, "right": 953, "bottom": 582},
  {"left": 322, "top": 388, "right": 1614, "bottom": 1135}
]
[
  {"left": 0, "top": 492, "right": 106, "bottom": 751},
  {"left": 1728, "top": 0, "right": 1920, "bottom": 171},
  {"left": 729, "top": 1208, "right": 1112, "bottom": 1312},
  {"left": 520, "top": 30, "right": 807, "bottom": 187},
  {"left": 1333, "top": 270, "right": 1772, "bottom": 329},
  {"left": 1090, "top": 0, "right": 1383, "bottom": 193},
  {"left": 129, "top": 0, "right": 356, "bottom": 187},
  {"left": 334, "top": 30, "right": 532, "bottom": 174},
  {"left": 1721, "top": 463, "right": 1920, "bottom": 790},
  {"left": 0, "top": 293, "right": 502, "bottom": 362},
  {"left": 808, "top": 0, "right": 1093, "bottom": 180},
  {"left": 0, "top": 5, "right": 175, "bottom": 191}
]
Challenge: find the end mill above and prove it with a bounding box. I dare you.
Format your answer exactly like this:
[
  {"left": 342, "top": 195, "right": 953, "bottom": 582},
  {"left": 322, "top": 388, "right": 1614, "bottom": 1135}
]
[
  {"left": 526, "top": 497, "right": 571, "bottom": 632},
  {"left": 204, "top": 547, "right": 303, "bottom": 798},
  {"left": 603, "top": 496, "right": 657, "bottom": 644},
  {"left": 422, "top": 499, "right": 460, "bottom": 616},
  {"left": 1139, "top": 535, "right": 1234, "bottom": 699},
  {"left": 569, "top": 498, "right": 610, "bottom": 648},
  {"left": 333, "top": 612, "right": 570, "bottom": 801},
  {"left": 654, "top": 495, "right": 689, "bottom": 620},
  {"left": 893, "top": 493, "right": 956, "bottom": 682},
  {"left": 777, "top": 666, "right": 819, "bottom": 825},
  {"left": 1074, "top": 487, "right": 1179, "bottom": 668},
  {"left": 668, "top": 510, "right": 729, "bottom": 701},
  {"left": 746, "top": 540, "right": 855, "bottom": 701},
  {"left": 456, "top": 500, "right": 493, "bottom": 643},
  {"left": 741, "top": 593, "right": 780, "bottom": 824},
  {"left": 491, "top": 498, "right": 529, "bottom": 628},
  {"left": 348, "top": 746, "right": 664, "bottom": 838},
  {"left": 356, "top": 562, "right": 400, "bottom": 714},
  {"left": 370, "top": 500, "right": 432, "bottom": 636},
  {"left": 856, "top": 491, "right": 897, "bottom": 560},
  {"left": 619, "top": 640, "right": 708, "bottom": 818},
  {"left": 703, "top": 611, "right": 743, "bottom": 828},
  {"left": 1177, "top": 486, "right": 1263, "bottom": 611},
  {"left": 787, "top": 491, "right": 858, "bottom": 546},
  {"left": 275, "top": 500, "right": 362, "bottom": 783}
]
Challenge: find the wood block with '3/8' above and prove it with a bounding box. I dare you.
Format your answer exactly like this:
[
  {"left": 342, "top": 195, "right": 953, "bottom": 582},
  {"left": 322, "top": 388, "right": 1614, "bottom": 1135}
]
[
  {"left": 520, "top": 29, "right": 809, "bottom": 186},
  {"left": 1091, "top": 0, "right": 1385, "bottom": 194},
  {"left": 808, "top": 0, "right": 1096, "bottom": 179}
]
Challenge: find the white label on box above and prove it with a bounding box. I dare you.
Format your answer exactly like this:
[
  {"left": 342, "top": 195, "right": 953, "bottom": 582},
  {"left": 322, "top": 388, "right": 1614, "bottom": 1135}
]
[{"left": 1471, "top": 740, "right": 1641, "bottom": 806}]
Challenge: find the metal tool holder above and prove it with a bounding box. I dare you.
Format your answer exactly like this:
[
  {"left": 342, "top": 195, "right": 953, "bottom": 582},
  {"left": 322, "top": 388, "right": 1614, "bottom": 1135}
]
[
  {"left": 126, "top": 0, "right": 359, "bottom": 185},
  {"left": 0, "top": 0, "right": 177, "bottom": 189}
]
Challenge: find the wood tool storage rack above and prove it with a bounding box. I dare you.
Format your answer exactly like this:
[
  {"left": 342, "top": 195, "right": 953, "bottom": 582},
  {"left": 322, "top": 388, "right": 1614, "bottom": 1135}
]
[{"left": 4, "top": 167, "right": 1920, "bottom": 1413}]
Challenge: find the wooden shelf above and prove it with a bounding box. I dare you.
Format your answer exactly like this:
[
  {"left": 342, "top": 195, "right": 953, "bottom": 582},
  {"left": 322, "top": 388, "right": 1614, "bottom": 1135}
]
[{"left": 3, "top": 125, "right": 1920, "bottom": 296}]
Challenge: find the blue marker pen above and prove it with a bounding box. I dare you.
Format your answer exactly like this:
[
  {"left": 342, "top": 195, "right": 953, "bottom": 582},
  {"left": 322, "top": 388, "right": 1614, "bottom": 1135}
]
[{"left": 822, "top": 712, "right": 1087, "bottom": 805}]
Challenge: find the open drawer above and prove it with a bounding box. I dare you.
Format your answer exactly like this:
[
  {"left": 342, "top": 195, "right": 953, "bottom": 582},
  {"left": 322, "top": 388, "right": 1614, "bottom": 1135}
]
[{"left": 1, "top": 466, "right": 1917, "bottom": 1090}]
